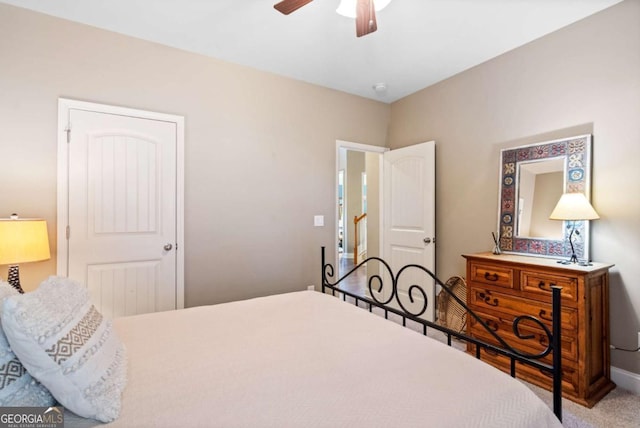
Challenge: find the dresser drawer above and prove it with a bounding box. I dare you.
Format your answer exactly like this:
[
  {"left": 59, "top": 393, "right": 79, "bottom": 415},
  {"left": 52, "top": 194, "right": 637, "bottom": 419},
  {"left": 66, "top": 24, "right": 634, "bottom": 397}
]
[
  {"left": 521, "top": 271, "right": 578, "bottom": 302},
  {"left": 468, "top": 311, "right": 578, "bottom": 363},
  {"left": 469, "top": 262, "right": 514, "bottom": 289},
  {"left": 469, "top": 287, "right": 578, "bottom": 331},
  {"left": 472, "top": 347, "right": 579, "bottom": 397}
]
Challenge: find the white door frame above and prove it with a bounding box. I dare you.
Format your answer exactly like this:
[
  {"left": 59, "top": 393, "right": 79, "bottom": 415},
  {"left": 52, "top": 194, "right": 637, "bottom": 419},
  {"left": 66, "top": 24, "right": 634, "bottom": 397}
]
[
  {"left": 57, "top": 98, "right": 185, "bottom": 309},
  {"left": 335, "top": 140, "right": 388, "bottom": 274}
]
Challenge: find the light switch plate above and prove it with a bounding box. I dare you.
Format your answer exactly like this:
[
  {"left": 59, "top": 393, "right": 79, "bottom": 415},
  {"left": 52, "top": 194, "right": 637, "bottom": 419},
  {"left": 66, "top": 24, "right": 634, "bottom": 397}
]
[{"left": 314, "top": 215, "right": 324, "bottom": 227}]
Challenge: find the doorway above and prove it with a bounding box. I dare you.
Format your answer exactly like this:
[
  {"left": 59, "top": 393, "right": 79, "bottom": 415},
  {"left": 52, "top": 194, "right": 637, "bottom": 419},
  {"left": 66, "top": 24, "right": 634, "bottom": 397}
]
[
  {"left": 336, "top": 141, "right": 386, "bottom": 297},
  {"left": 57, "top": 99, "right": 185, "bottom": 318},
  {"left": 335, "top": 140, "right": 436, "bottom": 320}
]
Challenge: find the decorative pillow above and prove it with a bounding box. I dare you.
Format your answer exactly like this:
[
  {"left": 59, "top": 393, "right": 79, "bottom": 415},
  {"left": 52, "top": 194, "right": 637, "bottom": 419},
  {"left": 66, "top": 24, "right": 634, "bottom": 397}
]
[
  {"left": 1, "top": 276, "right": 126, "bottom": 422},
  {"left": 0, "top": 280, "right": 55, "bottom": 406}
]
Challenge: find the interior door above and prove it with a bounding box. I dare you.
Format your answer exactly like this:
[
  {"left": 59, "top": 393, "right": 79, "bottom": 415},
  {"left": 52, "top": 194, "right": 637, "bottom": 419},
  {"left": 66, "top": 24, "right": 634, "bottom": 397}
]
[
  {"left": 61, "top": 104, "right": 180, "bottom": 318},
  {"left": 382, "top": 141, "right": 436, "bottom": 320}
]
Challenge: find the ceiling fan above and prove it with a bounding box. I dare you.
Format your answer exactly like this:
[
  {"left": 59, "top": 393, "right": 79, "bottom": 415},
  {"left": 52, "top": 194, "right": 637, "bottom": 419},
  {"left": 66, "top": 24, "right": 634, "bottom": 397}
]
[{"left": 274, "top": 0, "right": 380, "bottom": 37}]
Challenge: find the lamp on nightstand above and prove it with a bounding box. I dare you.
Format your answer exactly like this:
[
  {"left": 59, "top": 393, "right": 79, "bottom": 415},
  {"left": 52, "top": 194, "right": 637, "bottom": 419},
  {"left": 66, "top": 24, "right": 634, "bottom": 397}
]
[
  {"left": 0, "top": 214, "right": 51, "bottom": 293},
  {"left": 549, "top": 193, "right": 599, "bottom": 265}
]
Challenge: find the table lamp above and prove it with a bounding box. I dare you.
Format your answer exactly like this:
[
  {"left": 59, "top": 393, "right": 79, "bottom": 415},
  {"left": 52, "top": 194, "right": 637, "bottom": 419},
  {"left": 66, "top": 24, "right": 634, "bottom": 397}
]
[
  {"left": 549, "top": 193, "right": 599, "bottom": 265},
  {"left": 0, "top": 214, "right": 51, "bottom": 293}
]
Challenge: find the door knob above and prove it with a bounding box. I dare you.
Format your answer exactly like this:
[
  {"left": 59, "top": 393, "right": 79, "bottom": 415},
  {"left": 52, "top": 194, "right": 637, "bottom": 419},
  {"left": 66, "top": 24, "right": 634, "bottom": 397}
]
[
  {"left": 164, "top": 243, "right": 173, "bottom": 251},
  {"left": 423, "top": 237, "right": 432, "bottom": 244}
]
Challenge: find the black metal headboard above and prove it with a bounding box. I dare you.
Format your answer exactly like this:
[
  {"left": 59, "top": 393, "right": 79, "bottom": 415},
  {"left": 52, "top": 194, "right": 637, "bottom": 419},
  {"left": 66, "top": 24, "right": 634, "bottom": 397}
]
[{"left": 320, "top": 247, "right": 563, "bottom": 421}]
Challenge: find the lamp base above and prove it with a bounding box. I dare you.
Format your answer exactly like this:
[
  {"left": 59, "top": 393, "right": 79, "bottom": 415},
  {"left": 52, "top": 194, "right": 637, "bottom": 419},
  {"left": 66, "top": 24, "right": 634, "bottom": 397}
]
[
  {"left": 557, "top": 253, "right": 579, "bottom": 265},
  {"left": 557, "top": 257, "right": 593, "bottom": 267},
  {"left": 7, "top": 265, "right": 24, "bottom": 294},
  {"left": 556, "top": 226, "right": 592, "bottom": 266}
]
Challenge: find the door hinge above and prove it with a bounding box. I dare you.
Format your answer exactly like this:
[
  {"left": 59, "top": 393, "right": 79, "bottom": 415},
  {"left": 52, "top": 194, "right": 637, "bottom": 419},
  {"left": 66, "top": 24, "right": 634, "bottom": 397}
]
[
  {"left": 65, "top": 123, "right": 71, "bottom": 143},
  {"left": 66, "top": 225, "right": 70, "bottom": 240}
]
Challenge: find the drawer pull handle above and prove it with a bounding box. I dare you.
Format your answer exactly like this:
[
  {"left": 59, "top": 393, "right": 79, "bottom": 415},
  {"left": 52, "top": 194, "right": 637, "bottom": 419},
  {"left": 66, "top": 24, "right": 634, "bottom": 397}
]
[
  {"left": 537, "top": 281, "right": 556, "bottom": 292},
  {"left": 479, "top": 291, "right": 499, "bottom": 307},
  {"left": 486, "top": 320, "right": 499, "bottom": 332},
  {"left": 539, "top": 369, "right": 553, "bottom": 379},
  {"left": 484, "top": 272, "right": 499, "bottom": 282},
  {"left": 538, "top": 367, "right": 571, "bottom": 381},
  {"left": 538, "top": 309, "right": 553, "bottom": 322}
]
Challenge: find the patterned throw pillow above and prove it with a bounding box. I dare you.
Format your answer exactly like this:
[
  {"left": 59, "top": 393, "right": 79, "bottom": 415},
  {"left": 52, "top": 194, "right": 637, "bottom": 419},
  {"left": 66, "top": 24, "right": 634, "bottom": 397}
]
[
  {"left": 0, "top": 280, "right": 54, "bottom": 406},
  {"left": 1, "top": 276, "right": 126, "bottom": 422}
]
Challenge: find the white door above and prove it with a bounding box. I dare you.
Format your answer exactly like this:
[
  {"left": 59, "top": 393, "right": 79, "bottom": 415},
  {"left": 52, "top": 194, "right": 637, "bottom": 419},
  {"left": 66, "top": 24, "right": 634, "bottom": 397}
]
[
  {"left": 57, "top": 100, "right": 184, "bottom": 318},
  {"left": 382, "top": 141, "right": 436, "bottom": 320}
]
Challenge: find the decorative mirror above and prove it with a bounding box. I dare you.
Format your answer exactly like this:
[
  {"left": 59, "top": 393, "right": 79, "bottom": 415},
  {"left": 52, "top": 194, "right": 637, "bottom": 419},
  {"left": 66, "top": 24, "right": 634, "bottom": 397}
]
[{"left": 498, "top": 134, "right": 592, "bottom": 260}]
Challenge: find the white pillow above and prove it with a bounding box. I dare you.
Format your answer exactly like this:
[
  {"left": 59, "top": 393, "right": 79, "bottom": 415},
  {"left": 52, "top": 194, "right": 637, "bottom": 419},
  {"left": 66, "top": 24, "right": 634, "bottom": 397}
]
[
  {"left": 0, "top": 280, "right": 55, "bottom": 407},
  {"left": 1, "top": 276, "right": 127, "bottom": 422}
]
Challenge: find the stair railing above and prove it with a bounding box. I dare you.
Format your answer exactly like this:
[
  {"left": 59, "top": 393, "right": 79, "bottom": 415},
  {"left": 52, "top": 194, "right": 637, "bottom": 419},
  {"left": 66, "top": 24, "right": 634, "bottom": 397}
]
[{"left": 354, "top": 213, "right": 367, "bottom": 264}]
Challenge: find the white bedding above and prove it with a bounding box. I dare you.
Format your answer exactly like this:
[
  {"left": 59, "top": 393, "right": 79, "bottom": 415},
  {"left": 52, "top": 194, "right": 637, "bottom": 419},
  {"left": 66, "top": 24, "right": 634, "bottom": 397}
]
[{"left": 66, "top": 291, "right": 561, "bottom": 427}]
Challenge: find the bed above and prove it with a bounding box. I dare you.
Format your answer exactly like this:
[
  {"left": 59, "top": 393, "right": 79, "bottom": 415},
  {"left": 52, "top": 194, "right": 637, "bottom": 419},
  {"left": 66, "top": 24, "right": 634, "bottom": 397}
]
[{"left": 2, "top": 248, "right": 563, "bottom": 427}]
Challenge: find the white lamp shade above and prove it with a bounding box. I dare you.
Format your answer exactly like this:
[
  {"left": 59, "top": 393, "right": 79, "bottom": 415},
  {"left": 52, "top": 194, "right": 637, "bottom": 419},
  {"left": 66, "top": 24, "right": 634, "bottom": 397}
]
[
  {"left": 549, "top": 193, "right": 600, "bottom": 221},
  {"left": 0, "top": 219, "right": 51, "bottom": 265},
  {"left": 336, "top": 0, "right": 393, "bottom": 18}
]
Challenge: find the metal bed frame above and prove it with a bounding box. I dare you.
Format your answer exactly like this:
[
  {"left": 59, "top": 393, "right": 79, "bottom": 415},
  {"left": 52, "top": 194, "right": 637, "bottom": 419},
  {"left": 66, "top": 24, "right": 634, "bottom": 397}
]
[{"left": 320, "top": 247, "right": 563, "bottom": 422}]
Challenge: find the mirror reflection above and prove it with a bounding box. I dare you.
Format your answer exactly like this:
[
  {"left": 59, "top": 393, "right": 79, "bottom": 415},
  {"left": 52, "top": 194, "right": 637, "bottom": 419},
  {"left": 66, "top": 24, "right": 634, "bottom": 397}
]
[{"left": 516, "top": 158, "right": 564, "bottom": 239}]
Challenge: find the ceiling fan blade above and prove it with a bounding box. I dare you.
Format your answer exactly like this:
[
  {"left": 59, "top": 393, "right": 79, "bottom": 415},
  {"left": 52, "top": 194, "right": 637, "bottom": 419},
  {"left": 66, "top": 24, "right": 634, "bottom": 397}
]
[
  {"left": 356, "top": 0, "right": 377, "bottom": 37},
  {"left": 274, "top": 0, "right": 313, "bottom": 15}
]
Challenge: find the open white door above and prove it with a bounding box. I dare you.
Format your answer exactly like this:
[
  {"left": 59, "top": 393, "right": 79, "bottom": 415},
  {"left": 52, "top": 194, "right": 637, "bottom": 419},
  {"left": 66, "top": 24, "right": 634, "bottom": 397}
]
[
  {"left": 382, "top": 141, "right": 436, "bottom": 320},
  {"left": 58, "top": 99, "right": 184, "bottom": 318}
]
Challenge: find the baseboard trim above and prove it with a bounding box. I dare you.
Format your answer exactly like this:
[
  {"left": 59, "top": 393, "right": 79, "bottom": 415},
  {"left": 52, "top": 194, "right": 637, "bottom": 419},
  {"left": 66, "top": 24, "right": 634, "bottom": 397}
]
[{"left": 611, "top": 366, "right": 640, "bottom": 395}]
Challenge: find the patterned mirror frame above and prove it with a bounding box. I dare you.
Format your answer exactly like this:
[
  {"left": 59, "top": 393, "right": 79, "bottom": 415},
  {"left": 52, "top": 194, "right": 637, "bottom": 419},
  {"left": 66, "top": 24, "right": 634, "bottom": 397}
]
[{"left": 498, "top": 134, "right": 592, "bottom": 260}]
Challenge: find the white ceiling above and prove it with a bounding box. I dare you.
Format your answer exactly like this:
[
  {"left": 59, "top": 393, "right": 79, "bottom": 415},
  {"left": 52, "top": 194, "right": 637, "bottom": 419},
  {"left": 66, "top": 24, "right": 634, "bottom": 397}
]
[{"left": 1, "top": 0, "right": 623, "bottom": 102}]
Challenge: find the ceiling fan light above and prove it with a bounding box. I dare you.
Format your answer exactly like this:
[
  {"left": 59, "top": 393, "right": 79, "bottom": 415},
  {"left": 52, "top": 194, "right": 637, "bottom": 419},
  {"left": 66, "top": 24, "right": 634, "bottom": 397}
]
[{"left": 336, "top": 0, "right": 393, "bottom": 19}]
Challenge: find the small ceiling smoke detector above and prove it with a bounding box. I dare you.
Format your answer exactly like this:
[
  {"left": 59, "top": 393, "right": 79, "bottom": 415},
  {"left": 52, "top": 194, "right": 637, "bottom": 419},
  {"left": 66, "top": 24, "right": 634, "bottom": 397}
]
[{"left": 373, "top": 83, "right": 387, "bottom": 93}]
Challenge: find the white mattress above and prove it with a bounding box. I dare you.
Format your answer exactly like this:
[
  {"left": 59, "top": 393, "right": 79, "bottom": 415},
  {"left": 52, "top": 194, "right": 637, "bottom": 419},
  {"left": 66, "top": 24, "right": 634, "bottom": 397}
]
[{"left": 66, "top": 291, "right": 561, "bottom": 427}]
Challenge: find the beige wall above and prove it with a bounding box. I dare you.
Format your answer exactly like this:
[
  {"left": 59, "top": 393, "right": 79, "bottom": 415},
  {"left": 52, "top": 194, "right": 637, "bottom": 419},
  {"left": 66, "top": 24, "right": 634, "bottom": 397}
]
[
  {"left": 365, "top": 151, "right": 381, "bottom": 260},
  {"left": 365, "top": 151, "right": 381, "bottom": 282},
  {"left": 390, "top": 0, "right": 640, "bottom": 375},
  {"left": 345, "top": 151, "right": 365, "bottom": 255},
  {"left": 0, "top": 4, "right": 390, "bottom": 302},
  {"left": 2, "top": 1, "right": 638, "bottom": 378}
]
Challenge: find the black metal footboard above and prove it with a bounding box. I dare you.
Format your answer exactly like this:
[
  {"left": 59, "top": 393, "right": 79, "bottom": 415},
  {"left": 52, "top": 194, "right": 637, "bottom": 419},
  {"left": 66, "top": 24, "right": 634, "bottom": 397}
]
[{"left": 320, "top": 247, "right": 563, "bottom": 422}]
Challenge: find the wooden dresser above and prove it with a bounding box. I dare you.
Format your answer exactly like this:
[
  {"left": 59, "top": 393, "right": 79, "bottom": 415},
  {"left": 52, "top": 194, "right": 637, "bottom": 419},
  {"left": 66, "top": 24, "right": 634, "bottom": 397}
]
[{"left": 463, "top": 252, "right": 615, "bottom": 407}]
